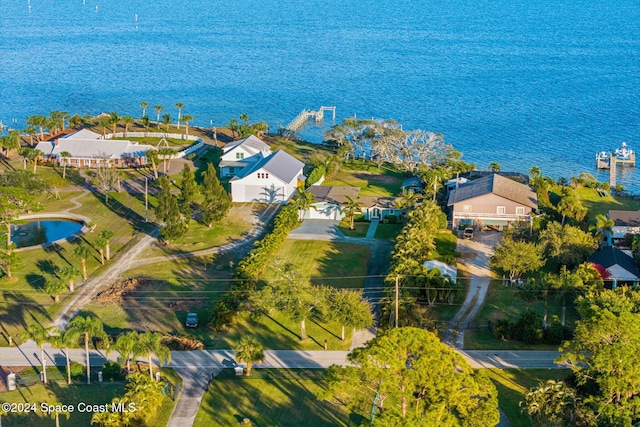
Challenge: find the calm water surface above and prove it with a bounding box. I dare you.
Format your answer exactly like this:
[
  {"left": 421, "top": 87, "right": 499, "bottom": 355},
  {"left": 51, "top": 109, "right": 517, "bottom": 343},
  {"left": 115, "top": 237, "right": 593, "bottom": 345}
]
[
  {"left": 11, "top": 220, "right": 83, "bottom": 248},
  {"left": 0, "top": 0, "right": 638, "bottom": 190}
]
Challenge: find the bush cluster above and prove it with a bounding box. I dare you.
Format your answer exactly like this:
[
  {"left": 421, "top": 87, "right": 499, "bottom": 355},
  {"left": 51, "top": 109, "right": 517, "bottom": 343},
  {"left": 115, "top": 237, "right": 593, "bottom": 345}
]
[
  {"left": 210, "top": 205, "right": 299, "bottom": 330},
  {"left": 493, "top": 312, "right": 573, "bottom": 345}
]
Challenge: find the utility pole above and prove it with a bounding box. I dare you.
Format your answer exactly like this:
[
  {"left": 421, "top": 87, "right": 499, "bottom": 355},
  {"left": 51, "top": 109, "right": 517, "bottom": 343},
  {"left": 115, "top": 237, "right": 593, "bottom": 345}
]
[
  {"left": 145, "top": 176, "right": 148, "bottom": 222},
  {"left": 395, "top": 275, "right": 399, "bottom": 328}
]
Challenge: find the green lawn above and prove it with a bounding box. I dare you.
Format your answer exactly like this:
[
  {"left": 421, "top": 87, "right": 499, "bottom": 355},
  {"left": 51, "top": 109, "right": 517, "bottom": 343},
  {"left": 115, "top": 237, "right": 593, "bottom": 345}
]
[
  {"left": 194, "top": 369, "right": 363, "bottom": 427},
  {"left": 464, "top": 279, "right": 577, "bottom": 350},
  {"left": 374, "top": 223, "right": 403, "bottom": 240},
  {"left": 338, "top": 220, "right": 369, "bottom": 238},
  {"left": 268, "top": 240, "right": 371, "bottom": 289},
  {"left": 430, "top": 230, "right": 459, "bottom": 262},
  {"left": 486, "top": 368, "right": 571, "bottom": 427},
  {"left": 576, "top": 187, "right": 640, "bottom": 223},
  {"left": 268, "top": 136, "right": 332, "bottom": 165},
  {"left": 322, "top": 161, "right": 404, "bottom": 197}
]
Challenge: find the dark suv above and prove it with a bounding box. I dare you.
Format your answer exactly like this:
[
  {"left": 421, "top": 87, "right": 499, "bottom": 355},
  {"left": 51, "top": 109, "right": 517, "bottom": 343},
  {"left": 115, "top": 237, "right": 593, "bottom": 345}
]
[
  {"left": 463, "top": 228, "right": 474, "bottom": 239},
  {"left": 185, "top": 313, "right": 199, "bottom": 328}
]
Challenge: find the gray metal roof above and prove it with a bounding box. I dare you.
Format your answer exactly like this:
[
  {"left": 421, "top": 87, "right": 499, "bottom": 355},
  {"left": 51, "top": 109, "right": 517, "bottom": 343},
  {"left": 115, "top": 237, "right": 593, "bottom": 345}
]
[
  {"left": 36, "top": 139, "right": 155, "bottom": 159},
  {"left": 231, "top": 149, "right": 304, "bottom": 183},
  {"left": 222, "top": 134, "right": 270, "bottom": 154},
  {"left": 308, "top": 186, "right": 360, "bottom": 205},
  {"left": 447, "top": 173, "right": 538, "bottom": 208},
  {"left": 608, "top": 210, "right": 640, "bottom": 227}
]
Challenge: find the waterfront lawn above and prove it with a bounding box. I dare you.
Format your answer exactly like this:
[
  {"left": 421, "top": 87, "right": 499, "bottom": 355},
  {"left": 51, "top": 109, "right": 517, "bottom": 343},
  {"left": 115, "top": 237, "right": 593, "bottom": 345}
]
[
  {"left": 266, "top": 240, "right": 370, "bottom": 289},
  {"left": 195, "top": 369, "right": 362, "bottom": 427},
  {"left": 322, "top": 161, "right": 404, "bottom": 197},
  {"left": 486, "top": 369, "right": 570, "bottom": 427},
  {"left": 464, "top": 279, "right": 577, "bottom": 350},
  {"left": 430, "top": 230, "right": 458, "bottom": 262},
  {"left": 575, "top": 187, "right": 640, "bottom": 223},
  {"left": 268, "top": 136, "right": 332, "bottom": 165}
]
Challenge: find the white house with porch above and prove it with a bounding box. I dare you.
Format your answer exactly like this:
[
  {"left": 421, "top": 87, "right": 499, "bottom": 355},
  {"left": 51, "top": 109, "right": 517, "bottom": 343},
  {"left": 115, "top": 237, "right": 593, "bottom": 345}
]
[
  {"left": 219, "top": 135, "right": 271, "bottom": 178},
  {"left": 230, "top": 149, "right": 305, "bottom": 203}
]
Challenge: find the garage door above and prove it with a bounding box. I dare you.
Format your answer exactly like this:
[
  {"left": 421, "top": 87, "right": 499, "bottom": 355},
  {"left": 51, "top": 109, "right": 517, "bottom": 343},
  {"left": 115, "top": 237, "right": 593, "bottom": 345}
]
[
  {"left": 304, "top": 203, "right": 344, "bottom": 220},
  {"left": 243, "top": 185, "right": 285, "bottom": 203}
]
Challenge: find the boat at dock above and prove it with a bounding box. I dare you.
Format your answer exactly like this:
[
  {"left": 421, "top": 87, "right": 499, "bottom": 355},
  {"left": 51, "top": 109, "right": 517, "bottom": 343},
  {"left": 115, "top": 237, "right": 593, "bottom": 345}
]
[{"left": 596, "top": 142, "right": 635, "bottom": 169}]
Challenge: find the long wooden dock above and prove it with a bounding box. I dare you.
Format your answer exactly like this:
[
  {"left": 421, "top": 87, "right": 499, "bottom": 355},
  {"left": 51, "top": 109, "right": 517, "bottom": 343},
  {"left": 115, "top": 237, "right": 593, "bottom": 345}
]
[{"left": 285, "top": 106, "right": 336, "bottom": 134}]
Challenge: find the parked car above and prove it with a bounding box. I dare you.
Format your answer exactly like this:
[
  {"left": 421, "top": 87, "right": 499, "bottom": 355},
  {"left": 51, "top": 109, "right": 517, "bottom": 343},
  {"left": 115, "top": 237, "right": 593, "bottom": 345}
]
[
  {"left": 463, "top": 228, "right": 474, "bottom": 239},
  {"left": 185, "top": 313, "right": 199, "bottom": 328}
]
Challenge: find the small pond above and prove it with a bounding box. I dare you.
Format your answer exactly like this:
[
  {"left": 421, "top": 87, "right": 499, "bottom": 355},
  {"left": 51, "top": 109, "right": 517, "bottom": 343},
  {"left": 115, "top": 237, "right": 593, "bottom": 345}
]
[{"left": 11, "top": 219, "right": 83, "bottom": 248}]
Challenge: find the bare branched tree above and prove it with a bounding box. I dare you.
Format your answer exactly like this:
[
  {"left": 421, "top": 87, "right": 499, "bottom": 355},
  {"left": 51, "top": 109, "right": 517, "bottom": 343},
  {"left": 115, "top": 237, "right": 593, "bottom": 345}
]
[{"left": 93, "top": 153, "right": 120, "bottom": 203}]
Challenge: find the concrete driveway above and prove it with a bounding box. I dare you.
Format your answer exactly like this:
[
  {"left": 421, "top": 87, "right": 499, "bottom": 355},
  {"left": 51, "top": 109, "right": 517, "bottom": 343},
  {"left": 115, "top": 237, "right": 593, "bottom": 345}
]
[{"left": 288, "top": 219, "right": 345, "bottom": 240}]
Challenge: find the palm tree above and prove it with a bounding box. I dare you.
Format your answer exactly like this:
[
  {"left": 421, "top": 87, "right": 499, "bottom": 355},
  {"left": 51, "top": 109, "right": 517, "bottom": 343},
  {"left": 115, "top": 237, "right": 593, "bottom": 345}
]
[
  {"left": 99, "top": 230, "right": 115, "bottom": 260},
  {"left": 44, "top": 278, "right": 67, "bottom": 302},
  {"left": 140, "top": 101, "right": 149, "bottom": 118},
  {"left": 47, "top": 401, "right": 70, "bottom": 427},
  {"left": 292, "top": 188, "right": 315, "bottom": 222},
  {"left": 51, "top": 328, "right": 78, "bottom": 385},
  {"left": 343, "top": 195, "right": 362, "bottom": 230},
  {"left": 181, "top": 114, "right": 193, "bottom": 138},
  {"left": 175, "top": 102, "right": 184, "bottom": 128},
  {"left": 68, "top": 114, "right": 84, "bottom": 129},
  {"left": 95, "top": 236, "right": 106, "bottom": 265},
  {"left": 589, "top": 213, "right": 615, "bottom": 247},
  {"left": 2, "top": 130, "right": 21, "bottom": 158},
  {"left": 58, "top": 265, "right": 81, "bottom": 292},
  {"left": 73, "top": 244, "right": 92, "bottom": 280},
  {"left": 162, "top": 113, "right": 172, "bottom": 131},
  {"left": 26, "top": 115, "right": 46, "bottom": 140},
  {"left": 23, "top": 125, "right": 37, "bottom": 145},
  {"left": 121, "top": 115, "right": 134, "bottom": 137},
  {"left": 110, "top": 331, "right": 138, "bottom": 373},
  {"left": 59, "top": 151, "right": 72, "bottom": 179},
  {"left": 154, "top": 105, "right": 164, "bottom": 128},
  {"left": 67, "top": 315, "right": 109, "bottom": 385},
  {"left": 19, "top": 147, "right": 43, "bottom": 174},
  {"left": 488, "top": 161, "right": 501, "bottom": 172},
  {"left": 134, "top": 331, "right": 171, "bottom": 380},
  {"left": 157, "top": 148, "right": 177, "bottom": 175},
  {"left": 146, "top": 149, "right": 160, "bottom": 179},
  {"left": 109, "top": 111, "right": 120, "bottom": 135},
  {"left": 26, "top": 323, "right": 57, "bottom": 383},
  {"left": 234, "top": 336, "right": 264, "bottom": 376},
  {"left": 395, "top": 189, "right": 418, "bottom": 211}
]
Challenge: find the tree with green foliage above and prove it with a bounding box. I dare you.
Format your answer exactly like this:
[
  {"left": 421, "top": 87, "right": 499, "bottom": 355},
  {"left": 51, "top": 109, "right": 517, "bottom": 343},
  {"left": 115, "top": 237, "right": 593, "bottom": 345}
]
[
  {"left": 558, "top": 309, "right": 640, "bottom": 426},
  {"left": 93, "top": 155, "right": 120, "bottom": 203},
  {"left": 140, "top": 101, "right": 148, "bottom": 118},
  {"left": 134, "top": 331, "right": 171, "bottom": 380},
  {"left": 539, "top": 222, "right": 597, "bottom": 268},
  {"left": 26, "top": 323, "right": 57, "bottom": 383},
  {"left": 98, "top": 229, "right": 115, "bottom": 261},
  {"left": 67, "top": 315, "right": 109, "bottom": 385},
  {"left": 73, "top": 244, "right": 92, "bottom": 280},
  {"left": 58, "top": 265, "right": 81, "bottom": 292},
  {"left": 0, "top": 243, "right": 20, "bottom": 280},
  {"left": 575, "top": 286, "right": 640, "bottom": 320},
  {"left": 200, "top": 163, "right": 231, "bottom": 227},
  {"left": 153, "top": 105, "right": 164, "bottom": 127},
  {"left": 179, "top": 163, "right": 196, "bottom": 220},
  {"left": 488, "top": 161, "right": 501, "bottom": 172},
  {"left": 0, "top": 186, "right": 39, "bottom": 247},
  {"left": 121, "top": 115, "right": 134, "bottom": 137},
  {"left": 0, "top": 129, "right": 21, "bottom": 158},
  {"left": 490, "top": 237, "right": 545, "bottom": 284},
  {"left": 319, "top": 327, "right": 499, "bottom": 425},
  {"left": 110, "top": 331, "right": 139, "bottom": 373},
  {"left": 589, "top": 213, "right": 615, "bottom": 247},
  {"left": 175, "top": 102, "right": 184, "bottom": 127},
  {"left": 291, "top": 188, "right": 316, "bottom": 222},
  {"left": 26, "top": 114, "right": 46, "bottom": 140},
  {"left": 342, "top": 195, "right": 361, "bottom": 230},
  {"left": 108, "top": 111, "right": 120, "bottom": 135},
  {"left": 146, "top": 148, "right": 159, "bottom": 179},
  {"left": 234, "top": 336, "right": 265, "bottom": 376},
  {"left": 157, "top": 147, "right": 177, "bottom": 175},
  {"left": 59, "top": 151, "right": 72, "bottom": 179},
  {"left": 161, "top": 112, "right": 172, "bottom": 131},
  {"left": 327, "top": 288, "right": 373, "bottom": 341},
  {"left": 154, "top": 176, "right": 172, "bottom": 222},
  {"left": 46, "top": 400, "right": 71, "bottom": 427},
  {"left": 52, "top": 328, "right": 79, "bottom": 385},
  {"left": 181, "top": 114, "right": 193, "bottom": 138},
  {"left": 520, "top": 380, "right": 578, "bottom": 426},
  {"left": 95, "top": 236, "right": 107, "bottom": 265},
  {"left": 68, "top": 114, "right": 84, "bottom": 129},
  {"left": 45, "top": 278, "right": 67, "bottom": 302},
  {"left": 160, "top": 194, "right": 188, "bottom": 243},
  {"left": 18, "top": 147, "right": 43, "bottom": 174},
  {"left": 557, "top": 187, "right": 587, "bottom": 225}
]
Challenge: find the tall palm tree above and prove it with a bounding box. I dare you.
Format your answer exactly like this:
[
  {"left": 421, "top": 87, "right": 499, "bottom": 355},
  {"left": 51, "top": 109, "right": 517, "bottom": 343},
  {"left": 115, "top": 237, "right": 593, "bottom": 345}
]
[
  {"left": 134, "top": 331, "right": 171, "bottom": 380},
  {"left": 44, "top": 278, "right": 67, "bottom": 302},
  {"left": 234, "top": 336, "right": 264, "bottom": 377},
  {"left": 23, "top": 125, "right": 37, "bottom": 145},
  {"left": 26, "top": 323, "right": 57, "bottom": 383},
  {"left": 68, "top": 114, "right": 84, "bottom": 129},
  {"left": 343, "top": 195, "right": 362, "bottom": 230},
  {"left": 175, "top": 102, "right": 184, "bottom": 128},
  {"left": 162, "top": 113, "right": 172, "bottom": 131},
  {"left": 121, "top": 115, "right": 134, "bottom": 137},
  {"left": 589, "top": 213, "right": 615, "bottom": 247},
  {"left": 3, "top": 130, "right": 21, "bottom": 158},
  {"left": 181, "top": 114, "right": 193, "bottom": 138},
  {"left": 99, "top": 229, "right": 115, "bottom": 260},
  {"left": 292, "top": 188, "right": 316, "bottom": 222},
  {"left": 109, "top": 111, "right": 120, "bottom": 135},
  {"left": 95, "top": 236, "right": 106, "bottom": 265},
  {"left": 146, "top": 149, "right": 159, "bottom": 179},
  {"left": 488, "top": 161, "right": 501, "bottom": 172},
  {"left": 19, "top": 147, "right": 43, "bottom": 174},
  {"left": 140, "top": 101, "right": 149, "bottom": 118},
  {"left": 59, "top": 151, "right": 72, "bottom": 179},
  {"left": 154, "top": 105, "right": 164, "bottom": 128},
  {"left": 110, "top": 331, "right": 138, "bottom": 373},
  {"left": 26, "top": 115, "right": 46, "bottom": 140},
  {"left": 58, "top": 265, "right": 81, "bottom": 292},
  {"left": 66, "top": 315, "right": 109, "bottom": 385},
  {"left": 157, "top": 148, "right": 177, "bottom": 175},
  {"left": 47, "top": 401, "right": 71, "bottom": 427},
  {"left": 73, "top": 244, "right": 92, "bottom": 280},
  {"left": 51, "top": 328, "right": 78, "bottom": 385}
]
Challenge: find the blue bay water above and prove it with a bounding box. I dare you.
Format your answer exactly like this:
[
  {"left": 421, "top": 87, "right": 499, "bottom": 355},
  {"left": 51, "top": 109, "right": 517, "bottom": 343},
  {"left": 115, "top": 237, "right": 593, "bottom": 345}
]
[{"left": 0, "top": 0, "right": 638, "bottom": 191}]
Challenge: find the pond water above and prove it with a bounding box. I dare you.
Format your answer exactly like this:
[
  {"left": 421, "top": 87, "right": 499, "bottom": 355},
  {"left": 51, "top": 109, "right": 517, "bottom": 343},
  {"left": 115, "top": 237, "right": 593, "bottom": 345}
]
[{"left": 11, "top": 220, "right": 83, "bottom": 248}]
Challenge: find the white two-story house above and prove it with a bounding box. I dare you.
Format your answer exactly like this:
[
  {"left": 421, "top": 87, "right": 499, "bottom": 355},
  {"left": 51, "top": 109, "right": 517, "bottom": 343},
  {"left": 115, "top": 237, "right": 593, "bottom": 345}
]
[{"left": 219, "top": 135, "right": 271, "bottom": 178}]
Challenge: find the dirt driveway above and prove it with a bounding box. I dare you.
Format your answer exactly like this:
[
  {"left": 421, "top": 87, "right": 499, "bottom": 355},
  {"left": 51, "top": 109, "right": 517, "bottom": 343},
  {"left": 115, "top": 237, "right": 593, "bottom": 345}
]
[{"left": 444, "top": 230, "right": 502, "bottom": 348}]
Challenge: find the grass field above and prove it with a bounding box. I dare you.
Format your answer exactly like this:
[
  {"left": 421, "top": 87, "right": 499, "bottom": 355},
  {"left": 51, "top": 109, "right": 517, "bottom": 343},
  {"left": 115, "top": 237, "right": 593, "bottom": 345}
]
[
  {"left": 194, "top": 369, "right": 363, "bottom": 427},
  {"left": 337, "top": 220, "right": 368, "bottom": 238},
  {"left": 486, "top": 368, "right": 570, "bottom": 427},
  {"left": 322, "top": 161, "right": 404, "bottom": 197}
]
